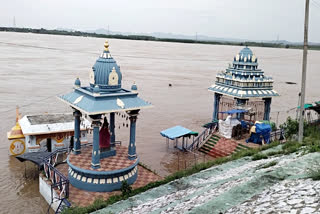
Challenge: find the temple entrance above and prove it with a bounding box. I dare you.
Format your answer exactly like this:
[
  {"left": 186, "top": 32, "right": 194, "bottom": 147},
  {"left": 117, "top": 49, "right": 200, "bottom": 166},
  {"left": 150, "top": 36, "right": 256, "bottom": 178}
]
[{"left": 46, "top": 138, "right": 52, "bottom": 152}]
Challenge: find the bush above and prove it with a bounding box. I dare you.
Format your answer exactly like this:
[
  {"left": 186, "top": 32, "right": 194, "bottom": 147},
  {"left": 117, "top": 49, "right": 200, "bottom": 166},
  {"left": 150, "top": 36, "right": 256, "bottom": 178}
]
[
  {"left": 120, "top": 181, "right": 132, "bottom": 197},
  {"left": 280, "top": 117, "right": 299, "bottom": 139},
  {"left": 252, "top": 153, "right": 268, "bottom": 161},
  {"left": 308, "top": 168, "right": 320, "bottom": 180}
]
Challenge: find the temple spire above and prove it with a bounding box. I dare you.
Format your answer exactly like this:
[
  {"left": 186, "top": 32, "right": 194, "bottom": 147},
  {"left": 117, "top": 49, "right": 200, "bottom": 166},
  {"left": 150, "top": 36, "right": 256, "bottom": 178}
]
[{"left": 104, "top": 40, "right": 109, "bottom": 52}]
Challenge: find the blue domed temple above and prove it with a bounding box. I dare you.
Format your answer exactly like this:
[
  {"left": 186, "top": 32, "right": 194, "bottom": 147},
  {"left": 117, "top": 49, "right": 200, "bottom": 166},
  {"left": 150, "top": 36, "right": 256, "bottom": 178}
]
[
  {"left": 209, "top": 47, "right": 279, "bottom": 121},
  {"left": 58, "top": 40, "right": 152, "bottom": 192}
]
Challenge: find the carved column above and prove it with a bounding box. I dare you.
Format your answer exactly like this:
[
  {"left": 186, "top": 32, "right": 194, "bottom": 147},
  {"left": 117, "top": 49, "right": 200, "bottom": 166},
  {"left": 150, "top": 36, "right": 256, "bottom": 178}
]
[
  {"left": 73, "top": 110, "right": 82, "bottom": 154},
  {"left": 263, "top": 98, "right": 272, "bottom": 121},
  {"left": 91, "top": 118, "right": 101, "bottom": 169},
  {"left": 110, "top": 112, "right": 115, "bottom": 144},
  {"left": 127, "top": 110, "right": 139, "bottom": 160},
  {"left": 213, "top": 93, "right": 222, "bottom": 121}
]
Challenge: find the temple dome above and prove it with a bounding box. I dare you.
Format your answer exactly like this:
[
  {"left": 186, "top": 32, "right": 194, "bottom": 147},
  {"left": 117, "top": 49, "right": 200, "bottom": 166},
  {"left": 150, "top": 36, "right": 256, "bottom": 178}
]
[
  {"left": 235, "top": 47, "right": 257, "bottom": 63},
  {"left": 74, "top": 77, "right": 81, "bottom": 87},
  {"left": 131, "top": 82, "right": 138, "bottom": 91},
  {"left": 89, "top": 40, "right": 122, "bottom": 92}
]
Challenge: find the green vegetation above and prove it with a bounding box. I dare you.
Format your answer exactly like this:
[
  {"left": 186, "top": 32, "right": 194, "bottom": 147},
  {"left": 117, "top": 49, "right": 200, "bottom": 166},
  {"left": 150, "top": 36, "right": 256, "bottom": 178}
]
[
  {"left": 2, "top": 27, "right": 320, "bottom": 51},
  {"left": 252, "top": 153, "right": 268, "bottom": 161},
  {"left": 120, "top": 181, "right": 132, "bottom": 197},
  {"left": 62, "top": 122, "right": 320, "bottom": 214},
  {"left": 257, "top": 161, "right": 278, "bottom": 170},
  {"left": 308, "top": 167, "right": 320, "bottom": 180}
]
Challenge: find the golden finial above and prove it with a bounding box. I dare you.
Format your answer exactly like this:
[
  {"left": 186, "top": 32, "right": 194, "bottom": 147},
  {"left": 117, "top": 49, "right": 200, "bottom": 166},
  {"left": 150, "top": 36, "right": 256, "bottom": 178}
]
[
  {"left": 104, "top": 40, "right": 109, "bottom": 51},
  {"left": 15, "top": 106, "right": 20, "bottom": 122}
]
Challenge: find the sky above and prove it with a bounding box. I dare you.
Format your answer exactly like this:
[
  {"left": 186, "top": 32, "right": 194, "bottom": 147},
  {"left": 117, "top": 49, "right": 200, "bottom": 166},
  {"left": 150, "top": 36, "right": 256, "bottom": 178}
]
[{"left": 1, "top": 0, "right": 320, "bottom": 42}]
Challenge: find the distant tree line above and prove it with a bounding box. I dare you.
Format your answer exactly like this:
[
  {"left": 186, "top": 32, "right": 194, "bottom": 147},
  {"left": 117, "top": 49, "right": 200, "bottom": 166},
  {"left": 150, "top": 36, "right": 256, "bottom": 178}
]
[{"left": 1, "top": 27, "right": 319, "bottom": 51}]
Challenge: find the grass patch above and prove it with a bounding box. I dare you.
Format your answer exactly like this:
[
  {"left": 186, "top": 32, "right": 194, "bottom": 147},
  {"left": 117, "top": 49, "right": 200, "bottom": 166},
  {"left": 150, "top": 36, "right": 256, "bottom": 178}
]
[
  {"left": 260, "top": 161, "right": 277, "bottom": 169},
  {"left": 307, "top": 168, "right": 320, "bottom": 181},
  {"left": 252, "top": 153, "right": 268, "bottom": 161}
]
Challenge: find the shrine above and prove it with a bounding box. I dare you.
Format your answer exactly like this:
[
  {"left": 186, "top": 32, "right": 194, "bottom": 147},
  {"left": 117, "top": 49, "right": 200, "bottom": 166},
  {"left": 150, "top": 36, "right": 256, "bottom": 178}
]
[
  {"left": 209, "top": 47, "right": 279, "bottom": 122},
  {"left": 58, "top": 40, "right": 152, "bottom": 192}
]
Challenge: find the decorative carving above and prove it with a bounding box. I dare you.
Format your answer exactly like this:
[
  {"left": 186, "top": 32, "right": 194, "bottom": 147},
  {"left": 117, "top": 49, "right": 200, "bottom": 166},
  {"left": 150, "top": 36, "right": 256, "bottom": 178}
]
[
  {"left": 108, "top": 67, "right": 119, "bottom": 86},
  {"left": 89, "top": 70, "right": 95, "bottom": 84}
]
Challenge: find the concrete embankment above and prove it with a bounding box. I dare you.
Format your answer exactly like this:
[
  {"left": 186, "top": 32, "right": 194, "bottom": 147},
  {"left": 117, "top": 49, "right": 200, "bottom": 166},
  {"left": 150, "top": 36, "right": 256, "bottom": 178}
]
[{"left": 93, "top": 146, "right": 320, "bottom": 213}]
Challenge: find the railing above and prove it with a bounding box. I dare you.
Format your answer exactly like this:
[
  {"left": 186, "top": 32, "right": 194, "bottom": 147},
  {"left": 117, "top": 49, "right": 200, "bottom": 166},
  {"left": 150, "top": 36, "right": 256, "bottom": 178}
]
[
  {"left": 43, "top": 147, "right": 74, "bottom": 214},
  {"left": 269, "top": 129, "right": 285, "bottom": 143},
  {"left": 187, "top": 124, "right": 217, "bottom": 151}
]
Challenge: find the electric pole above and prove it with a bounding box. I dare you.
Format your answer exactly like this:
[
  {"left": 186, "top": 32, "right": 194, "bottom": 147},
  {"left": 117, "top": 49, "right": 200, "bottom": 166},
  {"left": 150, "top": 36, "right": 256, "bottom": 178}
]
[{"left": 298, "top": 0, "right": 310, "bottom": 142}]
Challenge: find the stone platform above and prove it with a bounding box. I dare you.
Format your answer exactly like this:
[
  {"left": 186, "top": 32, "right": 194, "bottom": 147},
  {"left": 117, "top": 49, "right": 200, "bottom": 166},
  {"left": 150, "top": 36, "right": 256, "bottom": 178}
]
[
  {"left": 67, "top": 145, "right": 139, "bottom": 192},
  {"left": 54, "top": 163, "right": 161, "bottom": 207}
]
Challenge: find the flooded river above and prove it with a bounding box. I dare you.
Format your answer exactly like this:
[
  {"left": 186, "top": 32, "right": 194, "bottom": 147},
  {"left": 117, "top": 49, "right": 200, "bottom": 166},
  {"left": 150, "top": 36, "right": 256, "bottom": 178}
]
[{"left": 0, "top": 32, "right": 319, "bottom": 213}]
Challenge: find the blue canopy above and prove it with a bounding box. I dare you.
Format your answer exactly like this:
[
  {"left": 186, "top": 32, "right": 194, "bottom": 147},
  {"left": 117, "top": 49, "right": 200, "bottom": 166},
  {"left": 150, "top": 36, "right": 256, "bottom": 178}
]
[
  {"left": 220, "top": 109, "right": 248, "bottom": 114},
  {"left": 160, "top": 126, "right": 193, "bottom": 140}
]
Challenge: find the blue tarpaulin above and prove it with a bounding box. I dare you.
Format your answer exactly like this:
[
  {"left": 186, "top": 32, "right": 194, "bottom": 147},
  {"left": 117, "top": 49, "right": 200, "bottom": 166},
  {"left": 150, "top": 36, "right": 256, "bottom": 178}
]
[
  {"left": 160, "top": 126, "right": 193, "bottom": 140},
  {"left": 246, "top": 123, "right": 271, "bottom": 144},
  {"left": 220, "top": 109, "right": 248, "bottom": 114}
]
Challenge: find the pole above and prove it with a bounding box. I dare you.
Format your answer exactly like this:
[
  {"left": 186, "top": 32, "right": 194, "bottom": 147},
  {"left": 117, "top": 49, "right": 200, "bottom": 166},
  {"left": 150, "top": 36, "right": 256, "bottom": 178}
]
[{"left": 298, "top": 0, "right": 309, "bottom": 143}]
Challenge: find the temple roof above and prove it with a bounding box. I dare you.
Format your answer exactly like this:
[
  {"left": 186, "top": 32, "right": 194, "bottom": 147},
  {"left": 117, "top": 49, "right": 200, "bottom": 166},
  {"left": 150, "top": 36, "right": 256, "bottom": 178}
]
[
  {"left": 90, "top": 40, "right": 122, "bottom": 92},
  {"left": 18, "top": 113, "right": 91, "bottom": 136},
  {"left": 209, "top": 47, "right": 279, "bottom": 99},
  {"left": 59, "top": 88, "right": 151, "bottom": 115},
  {"left": 59, "top": 41, "right": 152, "bottom": 115}
]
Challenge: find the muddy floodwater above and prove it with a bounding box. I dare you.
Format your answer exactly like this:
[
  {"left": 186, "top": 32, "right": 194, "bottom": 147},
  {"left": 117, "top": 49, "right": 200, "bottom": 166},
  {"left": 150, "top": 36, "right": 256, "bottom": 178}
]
[{"left": 0, "top": 32, "right": 319, "bottom": 213}]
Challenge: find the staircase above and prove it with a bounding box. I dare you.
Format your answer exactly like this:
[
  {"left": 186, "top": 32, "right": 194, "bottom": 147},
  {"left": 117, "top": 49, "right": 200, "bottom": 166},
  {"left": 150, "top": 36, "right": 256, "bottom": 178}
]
[{"left": 198, "top": 134, "right": 250, "bottom": 158}]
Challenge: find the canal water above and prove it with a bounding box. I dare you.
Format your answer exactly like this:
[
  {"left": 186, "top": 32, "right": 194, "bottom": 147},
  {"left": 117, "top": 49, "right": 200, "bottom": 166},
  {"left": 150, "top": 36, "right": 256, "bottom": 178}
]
[{"left": 0, "top": 32, "right": 319, "bottom": 213}]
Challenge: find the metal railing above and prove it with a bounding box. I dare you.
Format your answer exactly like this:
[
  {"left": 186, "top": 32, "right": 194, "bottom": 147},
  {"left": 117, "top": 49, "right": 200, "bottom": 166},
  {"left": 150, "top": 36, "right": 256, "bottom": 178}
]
[
  {"left": 187, "top": 124, "right": 217, "bottom": 151},
  {"left": 269, "top": 129, "right": 285, "bottom": 143},
  {"left": 43, "top": 147, "right": 74, "bottom": 214}
]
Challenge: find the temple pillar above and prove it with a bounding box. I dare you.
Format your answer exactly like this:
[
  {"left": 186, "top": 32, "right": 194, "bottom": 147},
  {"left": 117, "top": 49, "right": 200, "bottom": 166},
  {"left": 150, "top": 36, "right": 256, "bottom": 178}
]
[
  {"left": 110, "top": 112, "right": 115, "bottom": 144},
  {"left": 73, "top": 110, "right": 82, "bottom": 154},
  {"left": 127, "top": 110, "right": 139, "bottom": 160},
  {"left": 263, "top": 98, "right": 272, "bottom": 121},
  {"left": 91, "top": 118, "right": 101, "bottom": 169},
  {"left": 213, "top": 93, "right": 222, "bottom": 121}
]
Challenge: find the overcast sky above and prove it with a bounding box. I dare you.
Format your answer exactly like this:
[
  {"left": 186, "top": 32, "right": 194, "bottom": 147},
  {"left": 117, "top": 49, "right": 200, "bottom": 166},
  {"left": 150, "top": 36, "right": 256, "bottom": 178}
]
[{"left": 1, "top": 0, "right": 320, "bottom": 42}]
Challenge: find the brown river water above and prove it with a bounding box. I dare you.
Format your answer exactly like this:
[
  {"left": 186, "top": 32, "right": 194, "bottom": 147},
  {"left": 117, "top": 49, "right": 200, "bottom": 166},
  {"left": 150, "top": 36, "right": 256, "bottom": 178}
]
[{"left": 0, "top": 32, "right": 319, "bottom": 213}]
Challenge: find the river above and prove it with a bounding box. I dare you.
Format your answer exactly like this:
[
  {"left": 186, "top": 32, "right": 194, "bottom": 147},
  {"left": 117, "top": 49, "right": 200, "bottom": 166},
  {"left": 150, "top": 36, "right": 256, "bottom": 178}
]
[{"left": 0, "top": 32, "right": 319, "bottom": 213}]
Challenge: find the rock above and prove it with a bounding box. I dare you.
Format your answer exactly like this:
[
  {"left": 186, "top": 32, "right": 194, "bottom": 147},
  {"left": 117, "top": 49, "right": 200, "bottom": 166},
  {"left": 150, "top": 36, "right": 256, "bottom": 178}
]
[
  {"left": 300, "top": 207, "right": 316, "bottom": 214},
  {"left": 290, "top": 210, "right": 298, "bottom": 214},
  {"left": 287, "top": 199, "right": 303, "bottom": 205}
]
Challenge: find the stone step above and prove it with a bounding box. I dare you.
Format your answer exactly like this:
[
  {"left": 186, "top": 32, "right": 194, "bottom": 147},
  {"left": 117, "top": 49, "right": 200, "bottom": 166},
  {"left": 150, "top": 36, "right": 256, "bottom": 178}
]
[{"left": 208, "top": 140, "right": 218, "bottom": 146}]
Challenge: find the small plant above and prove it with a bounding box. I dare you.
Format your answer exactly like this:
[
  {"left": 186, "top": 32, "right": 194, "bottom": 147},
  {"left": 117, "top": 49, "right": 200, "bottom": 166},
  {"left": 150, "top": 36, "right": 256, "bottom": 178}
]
[
  {"left": 261, "top": 161, "right": 277, "bottom": 169},
  {"left": 120, "top": 181, "right": 132, "bottom": 197},
  {"left": 252, "top": 153, "right": 268, "bottom": 161},
  {"left": 307, "top": 168, "right": 320, "bottom": 180}
]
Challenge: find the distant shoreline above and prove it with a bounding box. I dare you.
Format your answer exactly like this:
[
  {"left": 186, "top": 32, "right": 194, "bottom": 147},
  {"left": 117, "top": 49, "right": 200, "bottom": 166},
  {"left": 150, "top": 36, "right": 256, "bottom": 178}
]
[{"left": 1, "top": 27, "right": 320, "bottom": 51}]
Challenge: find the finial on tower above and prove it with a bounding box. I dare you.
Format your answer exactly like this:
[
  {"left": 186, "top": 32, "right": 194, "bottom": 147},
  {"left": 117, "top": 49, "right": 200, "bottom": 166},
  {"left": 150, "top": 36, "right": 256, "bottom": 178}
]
[
  {"left": 15, "top": 106, "right": 20, "bottom": 122},
  {"left": 104, "top": 40, "right": 109, "bottom": 51}
]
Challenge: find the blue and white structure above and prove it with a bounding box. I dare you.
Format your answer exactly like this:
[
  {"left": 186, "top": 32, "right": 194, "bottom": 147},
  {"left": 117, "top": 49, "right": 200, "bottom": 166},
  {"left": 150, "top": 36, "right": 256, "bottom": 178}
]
[
  {"left": 58, "top": 40, "right": 152, "bottom": 192},
  {"left": 209, "top": 47, "right": 279, "bottom": 121}
]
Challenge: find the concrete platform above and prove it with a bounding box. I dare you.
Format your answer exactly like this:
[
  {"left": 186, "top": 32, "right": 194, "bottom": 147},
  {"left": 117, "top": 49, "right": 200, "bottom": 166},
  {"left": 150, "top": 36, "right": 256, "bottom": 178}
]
[{"left": 54, "top": 163, "right": 162, "bottom": 207}]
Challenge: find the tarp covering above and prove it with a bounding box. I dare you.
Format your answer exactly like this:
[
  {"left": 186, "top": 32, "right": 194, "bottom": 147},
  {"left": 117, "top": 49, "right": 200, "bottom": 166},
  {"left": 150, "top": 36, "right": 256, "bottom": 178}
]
[
  {"left": 297, "top": 103, "right": 313, "bottom": 109},
  {"left": 247, "top": 123, "right": 271, "bottom": 144},
  {"left": 220, "top": 109, "right": 248, "bottom": 114},
  {"left": 160, "top": 126, "right": 193, "bottom": 140},
  {"left": 219, "top": 116, "right": 241, "bottom": 139},
  {"left": 16, "top": 151, "right": 51, "bottom": 167}
]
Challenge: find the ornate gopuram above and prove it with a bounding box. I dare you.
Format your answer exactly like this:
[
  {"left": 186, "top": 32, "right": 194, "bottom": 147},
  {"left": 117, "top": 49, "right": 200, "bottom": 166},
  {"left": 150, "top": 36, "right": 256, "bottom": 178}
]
[
  {"left": 58, "top": 40, "right": 152, "bottom": 192},
  {"left": 209, "top": 47, "right": 279, "bottom": 121}
]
